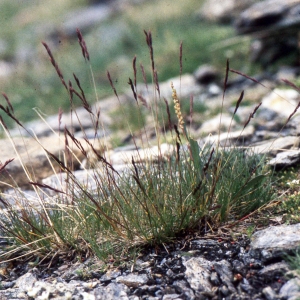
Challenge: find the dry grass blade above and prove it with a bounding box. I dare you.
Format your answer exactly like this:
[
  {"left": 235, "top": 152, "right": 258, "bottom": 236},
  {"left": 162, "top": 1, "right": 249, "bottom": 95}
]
[
  {"left": 42, "top": 42, "right": 68, "bottom": 90},
  {"left": 223, "top": 59, "right": 229, "bottom": 100},
  {"left": 164, "top": 97, "right": 172, "bottom": 131},
  {"left": 140, "top": 63, "right": 148, "bottom": 90},
  {"left": 2, "top": 92, "right": 14, "bottom": 113},
  {"left": 138, "top": 95, "right": 149, "bottom": 109},
  {"left": 243, "top": 102, "right": 262, "bottom": 129},
  {"left": 203, "top": 148, "right": 214, "bottom": 175},
  {"left": 233, "top": 90, "right": 244, "bottom": 116},
  {"left": 0, "top": 158, "right": 14, "bottom": 172},
  {"left": 133, "top": 55, "right": 137, "bottom": 88},
  {"left": 230, "top": 69, "right": 267, "bottom": 88},
  {"left": 76, "top": 28, "right": 90, "bottom": 61},
  {"left": 83, "top": 138, "right": 120, "bottom": 176},
  {"left": 153, "top": 70, "right": 160, "bottom": 96},
  {"left": 282, "top": 78, "right": 300, "bottom": 93},
  {"left": 65, "top": 128, "right": 87, "bottom": 157},
  {"left": 73, "top": 73, "right": 87, "bottom": 102},
  {"left": 128, "top": 78, "right": 137, "bottom": 102},
  {"left": 284, "top": 101, "right": 300, "bottom": 126},
  {"left": 0, "top": 115, "right": 8, "bottom": 130},
  {"left": 179, "top": 41, "right": 183, "bottom": 77},
  {"left": 0, "top": 104, "right": 25, "bottom": 129},
  {"left": 144, "top": 30, "right": 155, "bottom": 74},
  {"left": 29, "top": 182, "right": 66, "bottom": 194},
  {"left": 107, "top": 71, "right": 118, "bottom": 98},
  {"left": 69, "top": 85, "right": 93, "bottom": 114},
  {"left": 44, "top": 149, "right": 72, "bottom": 174}
]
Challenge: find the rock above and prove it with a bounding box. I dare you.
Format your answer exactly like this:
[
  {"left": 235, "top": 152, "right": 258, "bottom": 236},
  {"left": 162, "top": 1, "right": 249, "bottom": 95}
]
[
  {"left": 198, "top": 0, "right": 258, "bottom": 23},
  {"left": 235, "top": 0, "right": 300, "bottom": 35},
  {"left": 116, "top": 274, "right": 148, "bottom": 288},
  {"left": 200, "top": 125, "right": 255, "bottom": 147},
  {"left": 261, "top": 88, "right": 300, "bottom": 119},
  {"left": 0, "top": 136, "right": 65, "bottom": 189},
  {"left": 57, "top": 4, "right": 116, "bottom": 38},
  {"left": 105, "top": 143, "right": 174, "bottom": 165},
  {"left": 193, "top": 64, "right": 220, "bottom": 84},
  {"left": 279, "top": 278, "right": 300, "bottom": 300},
  {"left": 0, "top": 60, "right": 14, "bottom": 77},
  {"left": 213, "top": 260, "right": 236, "bottom": 293},
  {"left": 268, "top": 149, "right": 300, "bottom": 169},
  {"left": 0, "top": 135, "right": 106, "bottom": 189},
  {"left": 248, "top": 136, "right": 300, "bottom": 155},
  {"left": 250, "top": 223, "right": 300, "bottom": 260},
  {"left": 262, "top": 286, "right": 277, "bottom": 300},
  {"left": 183, "top": 257, "right": 213, "bottom": 293},
  {"left": 15, "top": 272, "right": 37, "bottom": 290},
  {"left": 10, "top": 95, "right": 119, "bottom": 138},
  {"left": 136, "top": 74, "right": 202, "bottom": 104},
  {"left": 235, "top": 0, "right": 300, "bottom": 68},
  {"left": 93, "top": 282, "right": 129, "bottom": 299},
  {"left": 198, "top": 113, "right": 236, "bottom": 135},
  {"left": 258, "top": 262, "right": 290, "bottom": 277}
]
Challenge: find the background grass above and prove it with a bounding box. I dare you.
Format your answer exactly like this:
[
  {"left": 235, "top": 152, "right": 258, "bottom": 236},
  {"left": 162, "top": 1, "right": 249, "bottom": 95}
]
[{"left": 0, "top": 0, "right": 256, "bottom": 128}]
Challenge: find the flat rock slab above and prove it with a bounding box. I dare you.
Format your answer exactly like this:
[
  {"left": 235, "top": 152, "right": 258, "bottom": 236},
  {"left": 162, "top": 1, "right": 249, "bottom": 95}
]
[
  {"left": 0, "top": 136, "right": 105, "bottom": 189},
  {"left": 268, "top": 149, "right": 300, "bottom": 169},
  {"left": 248, "top": 136, "right": 300, "bottom": 155},
  {"left": 251, "top": 223, "right": 300, "bottom": 254}
]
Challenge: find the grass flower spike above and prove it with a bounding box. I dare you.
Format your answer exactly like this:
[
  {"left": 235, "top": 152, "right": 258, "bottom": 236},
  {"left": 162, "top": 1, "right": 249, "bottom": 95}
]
[{"left": 171, "top": 82, "right": 184, "bottom": 131}]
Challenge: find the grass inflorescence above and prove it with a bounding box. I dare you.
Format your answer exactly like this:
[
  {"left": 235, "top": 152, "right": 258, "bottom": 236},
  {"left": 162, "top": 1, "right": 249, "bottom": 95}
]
[{"left": 0, "top": 29, "right": 287, "bottom": 265}]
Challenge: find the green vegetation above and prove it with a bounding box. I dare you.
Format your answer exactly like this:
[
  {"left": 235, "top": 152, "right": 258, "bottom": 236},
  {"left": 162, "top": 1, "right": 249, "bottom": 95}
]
[
  {"left": 0, "top": 30, "right": 278, "bottom": 263},
  {"left": 0, "top": 0, "right": 255, "bottom": 128}
]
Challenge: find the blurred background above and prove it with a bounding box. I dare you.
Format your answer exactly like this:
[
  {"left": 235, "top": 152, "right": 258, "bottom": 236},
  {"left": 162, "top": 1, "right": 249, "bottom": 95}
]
[{"left": 0, "top": 0, "right": 298, "bottom": 128}]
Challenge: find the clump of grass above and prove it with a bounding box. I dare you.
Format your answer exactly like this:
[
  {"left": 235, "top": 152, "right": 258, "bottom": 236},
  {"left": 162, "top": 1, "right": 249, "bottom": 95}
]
[{"left": 0, "top": 29, "right": 277, "bottom": 263}]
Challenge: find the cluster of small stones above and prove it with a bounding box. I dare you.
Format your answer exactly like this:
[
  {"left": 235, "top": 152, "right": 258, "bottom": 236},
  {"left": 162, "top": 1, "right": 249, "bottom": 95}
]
[{"left": 0, "top": 224, "right": 300, "bottom": 299}]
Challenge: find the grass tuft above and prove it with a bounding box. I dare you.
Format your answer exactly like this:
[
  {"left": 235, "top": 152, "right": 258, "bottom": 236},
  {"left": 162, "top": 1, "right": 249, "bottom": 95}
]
[{"left": 0, "top": 29, "right": 278, "bottom": 264}]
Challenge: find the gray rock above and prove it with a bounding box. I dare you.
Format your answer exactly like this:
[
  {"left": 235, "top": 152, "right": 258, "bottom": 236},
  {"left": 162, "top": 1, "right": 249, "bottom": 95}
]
[
  {"left": 59, "top": 4, "right": 115, "bottom": 38},
  {"left": 258, "top": 261, "right": 290, "bottom": 277},
  {"left": 94, "top": 282, "right": 129, "bottom": 299},
  {"left": 213, "top": 260, "right": 236, "bottom": 293},
  {"left": 235, "top": 0, "right": 300, "bottom": 34},
  {"left": 279, "top": 278, "right": 300, "bottom": 300},
  {"left": 116, "top": 273, "right": 148, "bottom": 288},
  {"left": 235, "top": 0, "right": 300, "bottom": 67},
  {"left": 183, "top": 257, "right": 213, "bottom": 293},
  {"left": 261, "top": 88, "right": 300, "bottom": 119},
  {"left": 268, "top": 149, "right": 300, "bottom": 169},
  {"left": 251, "top": 224, "right": 300, "bottom": 259},
  {"left": 199, "top": 0, "right": 258, "bottom": 23},
  {"left": 249, "top": 136, "right": 300, "bottom": 155},
  {"left": 15, "top": 272, "right": 37, "bottom": 290},
  {"left": 0, "top": 135, "right": 96, "bottom": 189},
  {"left": 193, "top": 64, "right": 220, "bottom": 84},
  {"left": 262, "top": 286, "right": 277, "bottom": 300},
  {"left": 200, "top": 125, "right": 255, "bottom": 147}
]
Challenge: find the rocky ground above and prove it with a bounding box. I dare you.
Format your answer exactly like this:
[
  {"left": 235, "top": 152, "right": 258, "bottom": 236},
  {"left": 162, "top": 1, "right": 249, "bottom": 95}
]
[
  {"left": 1, "top": 223, "right": 300, "bottom": 299},
  {"left": 1, "top": 67, "right": 300, "bottom": 299},
  {"left": 1, "top": 1, "right": 300, "bottom": 299}
]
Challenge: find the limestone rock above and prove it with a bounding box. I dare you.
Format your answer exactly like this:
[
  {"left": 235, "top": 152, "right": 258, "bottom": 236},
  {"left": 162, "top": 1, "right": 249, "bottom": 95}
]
[
  {"left": 0, "top": 135, "right": 106, "bottom": 189},
  {"left": 235, "top": 0, "right": 300, "bottom": 67},
  {"left": 248, "top": 136, "right": 300, "bottom": 155},
  {"left": 235, "top": 0, "right": 300, "bottom": 35},
  {"left": 193, "top": 64, "right": 220, "bottom": 84},
  {"left": 268, "top": 149, "right": 300, "bottom": 169},
  {"left": 261, "top": 88, "right": 300, "bottom": 119},
  {"left": 251, "top": 223, "right": 300, "bottom": 257},
  {"left": 199, "top": 0, "right": 258, "bottom": 23},
  {"left": 183, "top": 257, "right": 213, "bottom": 292}
]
